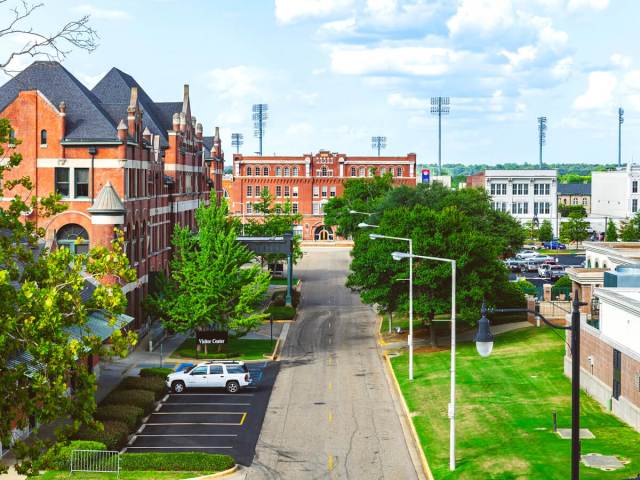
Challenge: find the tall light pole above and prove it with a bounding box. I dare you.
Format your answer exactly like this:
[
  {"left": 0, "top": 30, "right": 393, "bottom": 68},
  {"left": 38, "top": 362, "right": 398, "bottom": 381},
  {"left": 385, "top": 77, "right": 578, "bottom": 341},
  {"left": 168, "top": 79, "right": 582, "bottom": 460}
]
[
  {"left": 252, "top": 104, "right": 268, "bottom": 157},
  {"left": 371, "top": 136, "right": 387, "bottom": 157},
  {"left": 538, "top": 116, "right": 547, "bottom": 167},
  {"left": 431, "top": 96, "right": 450, "bottom": 176},
  {"left": 392, "top": 251, "right": 456, "bottom": 471},
  {"left": 231, "top": 133, "right": 244, "bottom": 154},
  {"left": 618, "top": 107, "right": 624, "bottom": 167}
]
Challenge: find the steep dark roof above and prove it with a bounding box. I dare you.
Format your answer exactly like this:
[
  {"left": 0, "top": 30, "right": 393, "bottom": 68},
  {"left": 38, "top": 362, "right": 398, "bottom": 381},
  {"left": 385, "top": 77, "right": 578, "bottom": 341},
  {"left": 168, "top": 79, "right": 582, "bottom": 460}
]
[
  {"left": 203, "top": 136, "right": 214, "bottom": 151},
  {"left": 92, "top": 68, "right": 170, "bottom": 147},
  {"left": 155, "top": 102, "right": 182, "bottom": 132},
  {"left": 0, "top": 61, "right": 118, "bottom": 140},
  {"left": 558, "top": 183, "right": 591, "bottom": 196}
]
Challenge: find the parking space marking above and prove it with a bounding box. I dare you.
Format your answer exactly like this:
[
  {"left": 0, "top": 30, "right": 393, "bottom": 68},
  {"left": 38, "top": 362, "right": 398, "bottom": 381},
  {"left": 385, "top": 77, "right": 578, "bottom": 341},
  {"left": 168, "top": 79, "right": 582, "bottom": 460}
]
[
  {"left": 144, "top": 422, "right": 245, "bottom": 426},
  {"left": 164, "top": 402, "right": 251, "bottom": 406},
  {"left": 127, "top": 446, "right": 233, "bottom": 450},
  {"left": 136, "top": 434, "right": 237, "bottom": 437},
  {"left": 168, "top": 393, "right": 254, "bottom": 397},
  {"left": 152, "top": 411, "right": 247, "bottom": 415}
]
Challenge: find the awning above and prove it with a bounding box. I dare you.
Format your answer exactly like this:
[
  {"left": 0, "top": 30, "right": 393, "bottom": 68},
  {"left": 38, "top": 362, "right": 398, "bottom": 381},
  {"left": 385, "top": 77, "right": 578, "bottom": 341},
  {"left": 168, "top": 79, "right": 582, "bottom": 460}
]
[{"left": 66, "top": 311, "right": 134, "bottom": 343}]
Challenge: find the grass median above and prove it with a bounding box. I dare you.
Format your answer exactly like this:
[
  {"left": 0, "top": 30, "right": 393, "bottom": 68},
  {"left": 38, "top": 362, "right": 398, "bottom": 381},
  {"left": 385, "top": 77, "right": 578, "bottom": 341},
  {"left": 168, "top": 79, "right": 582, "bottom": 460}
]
[
  {"left": 390, "top": 327, "right": 640, "bottom": 479},
  {"left": 173, "top": 337, "right": 274, "bottom": 360},
  {"left": 34, "top": 472, "right": 208, "bottom": 479}
]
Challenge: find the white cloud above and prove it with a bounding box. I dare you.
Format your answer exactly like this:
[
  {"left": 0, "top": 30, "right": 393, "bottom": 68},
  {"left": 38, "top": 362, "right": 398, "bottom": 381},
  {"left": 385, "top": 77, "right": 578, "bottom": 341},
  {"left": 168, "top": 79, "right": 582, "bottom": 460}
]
[
  {"left": 387, "top": 92, "right": 428, "bottom": 109},
  {"left": 73, "top": 4, "right": 131, "bottom": 20},
  {"left": 78, "top": 71, "right": 108, "bottom": 89},
  {"left": 567, "top": 0, "right": 609, "bottom": 11},
  {"left": 287, "top": 90, "right": 319, "bottom": 106},
  {"left": 285, "top": 122, "right": 313, "bottom": 136},
  {"left": 447, "top": 0, "right": 515, "bottom": 36},
  {"left": 275, "top": 0, "right": 354, "bottom": 24},
  {"left": 204, "top": 65, "right": 266, "bottom": 99},
  {"left": 551, "top": 56, "right": 573, "bottom": 80},
  {"left": 366, "top": 0, "right": 398, "bottom": 17},
  {"left": 573, "top": 71, "right": 617, "bottom": 110},
  {"left": 611, "top": 53, "right": 632, "bottom": 69},
  {"left": 501, "top": 45, "right": 538, "bottom": 68},
  {"left": 320, "top": 17, "right": 356, "bottom": 34}
]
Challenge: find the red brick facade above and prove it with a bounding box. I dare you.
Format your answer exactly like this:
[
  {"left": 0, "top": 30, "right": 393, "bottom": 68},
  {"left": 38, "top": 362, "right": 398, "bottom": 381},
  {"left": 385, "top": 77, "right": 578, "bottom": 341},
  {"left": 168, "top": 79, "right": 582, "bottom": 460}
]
[{"left": 231, "top": 151, "right": 417, "bottom": 240}]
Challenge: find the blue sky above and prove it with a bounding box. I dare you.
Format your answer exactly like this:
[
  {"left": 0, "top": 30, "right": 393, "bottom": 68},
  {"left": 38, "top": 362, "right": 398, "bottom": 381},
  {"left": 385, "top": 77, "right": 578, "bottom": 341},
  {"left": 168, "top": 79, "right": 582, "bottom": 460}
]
[{"left": 0, "top": 0, "right": 638, "bottom": 165}]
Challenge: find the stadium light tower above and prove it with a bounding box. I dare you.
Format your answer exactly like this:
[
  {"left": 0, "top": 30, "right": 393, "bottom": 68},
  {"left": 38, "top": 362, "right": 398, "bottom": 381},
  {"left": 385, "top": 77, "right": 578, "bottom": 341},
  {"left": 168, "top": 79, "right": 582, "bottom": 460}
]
[
  {"left": 231, "top": 133, "right": 244, "bottom": 154},
  {"left": 431, "top": 97, "right": 450, "bottom": 176},
  {"left": 538, "top": 116, "right": 547, "bottom": 167},
  {"left": 618, "top": 107, "right": 624, "bottom": 167},
  {"left": 371, "top": 136, "right": 387, "bottom": 157},
  {"left": 252, "top": 104, "right": 268, "bottom": 156}
]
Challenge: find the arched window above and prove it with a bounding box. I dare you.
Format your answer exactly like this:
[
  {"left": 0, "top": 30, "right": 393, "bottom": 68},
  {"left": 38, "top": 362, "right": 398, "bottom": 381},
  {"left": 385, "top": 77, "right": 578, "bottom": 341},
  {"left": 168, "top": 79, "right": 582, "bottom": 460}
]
[
  {"left": 397, "top": 167, "right": 403, "bottom": 177},
  {"left": 275, "top": 167, "right": 282, "bottom": 176},
  {"left": 321, "top": 166, "right": 328, "bottom": 177},
  {"left": 380, "top": 167, "right": 386, "bottom": 175},
  {"left": 56, "top": 224, "right": 89, "bottom": 255},
  {"left": 284, "top": 167, "right": 290, "bottom": 176},
  {"left": 263, "top": 166, "right": 269, "bottom": 176},
  {"left": 292, "top": 167, "right": 298, "bottom": 176},
  {"left": 572, "top": 198, "right": 578, "bottom": 205},
  {"left": 246, "top": 166, "right": 252, "bottom": 176},
  {"left": 350, "top": 167, "right": 356, "bottom": 177},
  {"left": 359, "top": 167, "right": 365, "bottom": 177},
  {"left": 255, "top": 166, "right": 261, "bottom": 176},
  {"left": 40, "top": 129, "right": 47, "bottom": 146}
]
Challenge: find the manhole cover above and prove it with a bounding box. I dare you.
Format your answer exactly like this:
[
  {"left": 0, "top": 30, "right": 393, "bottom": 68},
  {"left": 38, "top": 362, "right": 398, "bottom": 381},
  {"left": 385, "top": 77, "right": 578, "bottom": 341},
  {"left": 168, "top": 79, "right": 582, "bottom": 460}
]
[
  {"left": 582, "top": 453, "right": 626, "bottom": 471},
  {"left": 556, "top": 428, "right": 595, "bottom": 439}
]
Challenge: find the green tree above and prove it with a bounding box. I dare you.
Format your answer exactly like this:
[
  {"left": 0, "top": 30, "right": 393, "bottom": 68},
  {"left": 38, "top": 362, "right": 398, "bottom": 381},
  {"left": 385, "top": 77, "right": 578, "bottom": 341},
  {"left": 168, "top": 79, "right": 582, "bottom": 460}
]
[
  {"left": 605, "top": 219, "right": 618, "bottom": 242},
  {"left": 560, "top": 212, "right": 590, "bottom": 247},
  {"left": 523, "top": 221, "right": 538, "bottom": 241},
  {"left": 0, "top": 119, "right": 136, "bottom": 473},
  {"left": 538, "top": 220, "right": 553, "bottom": 242},
  {"left": 619, "top": 221, "right": 639, "bottom": 241},
  {"left": 150, "top": 203, "right": 270, "bottom": 347},
  {"left": 513, "top": 279, "right": 538, "bottom": 297}
]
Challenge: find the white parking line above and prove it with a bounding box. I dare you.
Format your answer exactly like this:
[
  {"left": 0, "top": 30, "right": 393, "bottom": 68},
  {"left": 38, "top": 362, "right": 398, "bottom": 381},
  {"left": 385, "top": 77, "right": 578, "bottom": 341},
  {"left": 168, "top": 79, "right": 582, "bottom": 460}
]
[
  {"left": 163, "top": 402, "right": 250, "bottom": 406},
  {"left": 126, "top": 446, "right": 233, "bottom": 450},
  {"left": 152, "top": 412, "right": 245, "bottom": 415},
  {"left": 143, "top": 423, "right": 243, "bottom": 426},
  {"left": 136, "top": 434, "right": 237, "bottom": 437},
  {"left": 168, "top": 393, "right": 254, "bottom": 397}
]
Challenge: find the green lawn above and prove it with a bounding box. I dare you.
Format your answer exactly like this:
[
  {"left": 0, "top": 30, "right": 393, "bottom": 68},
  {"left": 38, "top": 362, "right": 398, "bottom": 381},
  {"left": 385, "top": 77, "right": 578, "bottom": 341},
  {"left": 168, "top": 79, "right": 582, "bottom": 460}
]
[
  {"left": 270, "top": 277, "right": 298, "bottom": 285},
  {"left": 34, "top": 472, "right": 207, "bottom": 479},
  {"left": 173, "top": 337, "right": 274, "bottom": 360},
  {"left": 538, "top": 249, "right": 584, "bottom": 255},
  {"left": 391, "top": 327, "right": 640, "bottom": 479}
]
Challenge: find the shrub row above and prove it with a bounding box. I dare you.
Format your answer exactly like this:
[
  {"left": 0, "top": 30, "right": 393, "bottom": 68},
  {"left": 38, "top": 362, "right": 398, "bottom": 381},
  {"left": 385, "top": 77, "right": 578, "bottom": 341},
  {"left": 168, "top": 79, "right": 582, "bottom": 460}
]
[
  {"left": 120, "top": 452, "right": 235, "bottom": 472},
  {"left": 103, "top": 389, "right": 156, "bottom": 415},
  {"left": 266, "top": 305, "right": 296, "bottom": 320},
  {"left": 94, "top": 404, "right": 144, "bottom": 430},
  {"left": 139, "top": 367, "right": 173, "bottom": 378},
  {"left": 74, "top": 420, "right": 130, "bottom": 451},
  {"left": 119, "top": 376, "right": 167, "bottom": 400},
  {"left": 271, "top": 289, "right": 300, "bottom": 307},
  {"left": 38, "top": 440, "right": 106, "bottom": 470}
]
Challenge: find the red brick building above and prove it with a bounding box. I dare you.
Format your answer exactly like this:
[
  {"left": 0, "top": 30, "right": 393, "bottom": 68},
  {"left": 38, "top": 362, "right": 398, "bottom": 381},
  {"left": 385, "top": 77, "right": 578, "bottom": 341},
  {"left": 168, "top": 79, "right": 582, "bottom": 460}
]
[
  {"left": 0, "top": 61, "right": 224, "bottom": 333},
  {"left": 231, "top": 150, "right": 416, "bottom": 240}
]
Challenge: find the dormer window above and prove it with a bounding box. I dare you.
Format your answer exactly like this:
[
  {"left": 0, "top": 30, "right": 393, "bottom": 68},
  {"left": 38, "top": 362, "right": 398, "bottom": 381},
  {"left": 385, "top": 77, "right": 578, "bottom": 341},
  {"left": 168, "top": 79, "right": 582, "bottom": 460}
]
[
  {"left": 40, "top": 129, "right": 48, "bottom": 146},
  {"left": 9, "top": 129, "right": 16, "bottom": 144}
]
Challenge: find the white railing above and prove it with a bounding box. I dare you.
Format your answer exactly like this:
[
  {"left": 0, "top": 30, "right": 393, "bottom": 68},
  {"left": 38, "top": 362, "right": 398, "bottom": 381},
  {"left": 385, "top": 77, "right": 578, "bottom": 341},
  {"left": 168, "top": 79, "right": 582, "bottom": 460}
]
[{"left": 71, "top": 450, "right": 120, "bottom": 477}]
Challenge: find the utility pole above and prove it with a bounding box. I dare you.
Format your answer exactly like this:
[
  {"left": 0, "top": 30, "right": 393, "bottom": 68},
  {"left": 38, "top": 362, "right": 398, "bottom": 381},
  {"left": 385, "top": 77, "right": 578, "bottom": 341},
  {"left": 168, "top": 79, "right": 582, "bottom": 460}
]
[
  {"left": 252, "top": 104, "right": 268, "bottom": 157},
  {"left": 618, "top": 107, "right": 624, "bottom": 167},
  {"left": 538, "top": 116, "right": 547, "bottom": 167},
  {"left": 431, "top": 97, "right": 450, "bottom": 176},
  {"left": 371, "top": 136, "right": 387, "bottom": 157}
]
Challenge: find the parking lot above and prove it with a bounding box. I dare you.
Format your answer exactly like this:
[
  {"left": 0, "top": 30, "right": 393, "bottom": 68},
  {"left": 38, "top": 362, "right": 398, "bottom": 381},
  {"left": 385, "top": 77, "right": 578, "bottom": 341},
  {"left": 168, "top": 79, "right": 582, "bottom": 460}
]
[
  {"left": 509, "top": 253, "right": 585, "bottom": 290},
  {"left": 125, "top": 361, "right": 279, "bottom": 466}
]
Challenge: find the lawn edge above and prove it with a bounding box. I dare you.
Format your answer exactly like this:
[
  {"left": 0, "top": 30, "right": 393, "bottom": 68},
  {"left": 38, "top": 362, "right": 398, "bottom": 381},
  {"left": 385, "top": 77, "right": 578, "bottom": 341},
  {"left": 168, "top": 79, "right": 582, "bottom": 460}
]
[
  {"left": 382, "top": 351, "right": 434, "bottom": 480},
  {"left": 186, "top": 464, "right": 238, "bottom": 480}
]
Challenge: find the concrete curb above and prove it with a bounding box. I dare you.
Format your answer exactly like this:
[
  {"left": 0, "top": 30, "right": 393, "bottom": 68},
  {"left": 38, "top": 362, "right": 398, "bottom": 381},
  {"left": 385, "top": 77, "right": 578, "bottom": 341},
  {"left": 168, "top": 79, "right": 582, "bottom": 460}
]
[
  {"left": 381, "top": 351, "right": 434, "bottom": 480},
  {"left": 186, "top": 464, "right": 238, "bottom": 479},
  {"left": 267, "top": 322, "right": 290, "bottom": 361}
]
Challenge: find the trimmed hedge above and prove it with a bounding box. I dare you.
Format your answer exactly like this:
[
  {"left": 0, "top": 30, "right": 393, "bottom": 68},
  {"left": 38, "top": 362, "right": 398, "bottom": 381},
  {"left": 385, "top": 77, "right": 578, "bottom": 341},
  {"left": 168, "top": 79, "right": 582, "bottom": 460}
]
[
  {"left": 139, "top": 367, "right": 174, "bottom": 378},
  {"left": 119, "top": 376, "right": 167, "bottom": 400},
  {"left": 102, "top": 389, "right": 156, "bottom": 415},
  {"left": 95, "top": 404, "right": 144, "bottom": 431},
  {"left": 271, "top": 289, "right": 300, "bottom": 307},
  {"left": 73, "top": 420, "right": 129, "bottom": 451},
  {"left": 38, "top": 440, "right": 106, "bottom": 470},
  {"left": 120, "top": 452, "right": 235, "bottom": 472},
  {"left": 266, "top": 305, "right": 296, "bottom": 320}
]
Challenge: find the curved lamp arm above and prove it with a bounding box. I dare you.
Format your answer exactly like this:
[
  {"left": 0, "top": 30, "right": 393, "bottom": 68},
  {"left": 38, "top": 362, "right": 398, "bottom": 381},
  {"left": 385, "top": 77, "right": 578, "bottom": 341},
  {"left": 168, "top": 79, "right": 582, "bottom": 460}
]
[{"left": 487, "top": 307, "right": 571, "bottom": 331}]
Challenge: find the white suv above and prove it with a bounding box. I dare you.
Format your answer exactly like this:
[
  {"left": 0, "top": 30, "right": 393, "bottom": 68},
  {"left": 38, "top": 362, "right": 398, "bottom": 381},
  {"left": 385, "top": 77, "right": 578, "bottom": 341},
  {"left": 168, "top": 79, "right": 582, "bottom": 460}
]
[{"left": 166, "top": 361, "right": 251, "bottom": 394}]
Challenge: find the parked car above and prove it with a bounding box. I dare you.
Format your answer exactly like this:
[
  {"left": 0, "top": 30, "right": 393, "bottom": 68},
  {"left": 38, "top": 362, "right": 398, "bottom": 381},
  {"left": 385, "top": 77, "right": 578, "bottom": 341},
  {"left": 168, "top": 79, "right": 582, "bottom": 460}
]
[
  {"left": 542, "top": 240, "right": 567, "bottom": 250},
  {"left": 516, "top": 250, "right": 539, "bottom": 260},
  {"left": 523, "top": 243, "right": 541, "bottom": 250},
  {"left": 505, "top": 258, "right": 527, "bottom": 272},
  {"left": 166, "top": 361, "right": 251, "bottom": 394},
  {"left": 546, "top": 265, "right": 566, "bottom": 280},
  {"left": 537, "top": 264, "right": 552, "bottom": 277}
]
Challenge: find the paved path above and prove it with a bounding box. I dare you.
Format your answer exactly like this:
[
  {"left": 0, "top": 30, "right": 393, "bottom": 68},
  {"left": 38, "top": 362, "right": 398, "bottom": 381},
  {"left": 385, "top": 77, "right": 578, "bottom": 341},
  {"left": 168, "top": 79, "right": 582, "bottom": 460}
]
[{"left": 243, "top": 248, "right": 420, "bottom": 480}]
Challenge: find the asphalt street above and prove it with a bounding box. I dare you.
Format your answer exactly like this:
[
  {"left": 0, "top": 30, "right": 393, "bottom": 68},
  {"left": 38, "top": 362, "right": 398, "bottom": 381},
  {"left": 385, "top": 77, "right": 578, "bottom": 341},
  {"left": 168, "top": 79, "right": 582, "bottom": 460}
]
[
  {"left": 245, "top": 247, "right": 421, "bottom": 480},
  {"left": 125, "top": 361, "right": 279, "bottom": 466},
  {"left": 509, "top": 253, "right": 585, "bottom": 287}
]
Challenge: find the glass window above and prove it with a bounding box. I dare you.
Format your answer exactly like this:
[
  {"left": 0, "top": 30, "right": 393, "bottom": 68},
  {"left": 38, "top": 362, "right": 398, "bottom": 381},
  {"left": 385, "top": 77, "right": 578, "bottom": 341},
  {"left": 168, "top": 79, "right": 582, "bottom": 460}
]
[
  {"left": 246, "top": 203, "right": 253, "bottom": 214},
  {"left": 313, "top": 186, "right": 319, "bottom": 197},
  {"left": 190, "top": 366, "right": 208, "bottom": 375},
  {"left": 56, "top": 223, "right": 89, "bottom": 255},
  {"left": 284, "top": 186, "right": 290, "bottom": 197},
  {"left": 293, "top": 186, "right": 298, "bottom": 197},
  {"left": 209, "top": 365, "right": 223, "bottom": 375},
  {"left": 75, "top": 168, "right": 89, "bottom": 197},
  {"left": 359, "top": 167, "right": 365, "bottom": 177},
  {"left": 322, "top": 166, "right": 328, "bottom": 177},
  {"left": 255, "top": 167, "right": 260, "bottom": 176},
  {"left": 40, "top": 129, "right": 47, "bottom": 145},
  {"left": 330, "top": 186, "right": 336, "bottom": 197},
  {"left": 247, "top": 185, "right": 253, "bottom": 197},
  {"left": 380, "top": 167, "right": 386, "bottom": 174},
  {"left": 322, "top": 186, "right": 327, "bottom": 197},
  {"left": 292, "top": 202, "right": 298, "bottom": 213},
  {"left": 276, "top": 185, "right": 282, "bottom": 197},
  {"left": 397, "top": 167, "right": 402, "bottom": 177},
  {"left": 633, "top": 181, "right": 638, "bottom": 193},
  {"left": 276, "top": 167, "right": 282, "bottom": 176},
  {"left": 263, "top": 167, "right": 269, "bottom": 176},
  {"left": 292, "top": 167, "right": 298, "bottom": 176},
  {"left": 246, "top": 166, "right": 252, "bottom": 176},
  {"left": 55, "top": 167, "right": 70, "bottom": 197},
  {"left": 633, "top": 199, "right": 638, "bottom": 213},
  {"left": 582, "top": 198, "right": 587, "bottom": 206},
  {"left": 313, "top": 202, "right": 320, "bottom": 215},
  {"left": 350, "top": 167, "right": 356, "bottom": 176},
  {"left": 284, "top": 167, "right": 290, "bottom": 176},
  {"left": 226, "top": 365, "right": 247, "bottom": 374}
]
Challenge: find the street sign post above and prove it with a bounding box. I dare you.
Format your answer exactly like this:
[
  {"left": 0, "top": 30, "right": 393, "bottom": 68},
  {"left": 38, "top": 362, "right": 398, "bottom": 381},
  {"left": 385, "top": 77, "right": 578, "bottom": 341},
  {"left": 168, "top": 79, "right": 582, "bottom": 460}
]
[{"left": 422, "top": 169, "right": 431, "bottom": 183}]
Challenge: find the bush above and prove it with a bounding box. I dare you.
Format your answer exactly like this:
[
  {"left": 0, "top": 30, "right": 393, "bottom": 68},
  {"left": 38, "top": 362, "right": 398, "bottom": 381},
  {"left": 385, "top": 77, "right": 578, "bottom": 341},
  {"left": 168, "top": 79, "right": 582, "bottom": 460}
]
[
  {"left": 139, "top": 367, "right": 174, "bottom": 378},
  {"left": 266, "top": 305, "right": 296, "bottom": 320},
  {"left": 119, "top": 376, "right": 167, "bottom": 400},
  {"left": 103, "top": 389, "right": 156, "bottom": 415},
  {"left": 95, "top": 404, "right": 144, "bottom": 431},
  {"left": 73, "top": 421, "right": 129, "bottom": 451},
  {"left": 38, "top": 440, "right": 106, "bottom": 470},
  {"left": 271, "top": 289, "right": 300, "bottom": 307},
  {"left": 120, "top": 452, "right": 235, "bottom": 472},
  {"left": 512, "top": 279, "right": 537, "bottom": 297},
  {"left": 554, "top": 276, "right": 573, "bottom": 289}
]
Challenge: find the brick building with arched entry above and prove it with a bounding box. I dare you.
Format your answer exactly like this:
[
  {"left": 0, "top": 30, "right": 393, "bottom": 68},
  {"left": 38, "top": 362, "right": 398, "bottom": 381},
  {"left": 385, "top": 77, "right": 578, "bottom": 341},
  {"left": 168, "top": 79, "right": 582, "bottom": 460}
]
[
  {"left": 231, "top": 151, "right": 416, "bottom": 240},
  {"left": 0, "top": 61, "right": 225, "bottom": 335}
]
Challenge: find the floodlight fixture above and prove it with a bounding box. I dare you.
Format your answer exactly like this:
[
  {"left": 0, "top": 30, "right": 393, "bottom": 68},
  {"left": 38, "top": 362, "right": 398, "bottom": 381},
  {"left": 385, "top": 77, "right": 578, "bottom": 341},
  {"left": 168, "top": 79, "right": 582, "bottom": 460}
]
[
  {"left": 430, "top": 96, "right": 450, "bottom": 175},
  {"left": 371, "top": 136, "right": 387, "bottom": 156},
  {"left": 252, "top": 104, "right": 268, "bottom": 156},
  {"left": 231, "top": 133, "right": 244, "bottom": 154},
  {"left": 538, "top": 116, "right": 548, "bottom": 167}
]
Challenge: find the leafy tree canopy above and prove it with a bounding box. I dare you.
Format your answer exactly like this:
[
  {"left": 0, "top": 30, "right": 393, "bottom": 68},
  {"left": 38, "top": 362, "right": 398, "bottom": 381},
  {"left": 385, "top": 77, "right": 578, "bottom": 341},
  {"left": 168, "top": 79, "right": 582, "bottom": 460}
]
[{"left": 538, "top": 220, "right": 554, "bottom": 243}]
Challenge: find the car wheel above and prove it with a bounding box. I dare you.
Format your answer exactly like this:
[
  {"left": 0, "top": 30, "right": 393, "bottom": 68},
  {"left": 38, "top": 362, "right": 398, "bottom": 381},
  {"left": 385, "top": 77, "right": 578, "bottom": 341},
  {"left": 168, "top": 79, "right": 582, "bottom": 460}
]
[
  {"left": 172, "top": 381, "right": 186, "bottom": 393},
  {"left": 226, "top": 381, "right": 240, "bottom": 394}
]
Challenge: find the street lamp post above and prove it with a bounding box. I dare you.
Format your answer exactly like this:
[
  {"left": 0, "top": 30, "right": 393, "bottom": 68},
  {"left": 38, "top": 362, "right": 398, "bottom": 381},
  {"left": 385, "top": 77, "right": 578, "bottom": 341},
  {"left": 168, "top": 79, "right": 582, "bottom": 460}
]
[
  {"left": 474, "top": 292, "right": 585, "bottom": 480},
  {"left": 392, "top": 251, "right": 457, "bottom": 471}
]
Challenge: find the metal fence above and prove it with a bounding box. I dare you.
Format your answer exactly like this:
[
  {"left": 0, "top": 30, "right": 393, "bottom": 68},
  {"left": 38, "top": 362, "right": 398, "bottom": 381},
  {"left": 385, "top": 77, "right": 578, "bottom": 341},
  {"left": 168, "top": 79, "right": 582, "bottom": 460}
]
[{"left": 71, "top": 449, "right": 120, "bottom": 477}]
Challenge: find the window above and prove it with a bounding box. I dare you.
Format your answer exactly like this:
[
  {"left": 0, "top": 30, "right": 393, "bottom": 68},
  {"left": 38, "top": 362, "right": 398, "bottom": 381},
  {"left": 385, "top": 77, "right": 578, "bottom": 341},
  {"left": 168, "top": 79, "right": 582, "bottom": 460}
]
[
  {"left": 572, "top": 198, "right": 578, "bottom": 205},
  {"left": 226, "top": 365, "right": 248, "bottom": 374},
  {"left": 246, "top": 166, "right": 252, "bottom": 176},
  {"left": 534, "top": 183, "right": 550, "bottom": 195},
  {"left": 263, "top": 167, "right": 269, "bottom": 176},
  {"left": 246, "top": 203, "right": 253, "bottom": 214},
  {"left": 284, "top": 167, "right": 290, "bottom": 176},
  {"left": 276, "top": 167, "right": 282, "bottom": 176},
  {"left": 56, "top": 223, "right": 89, "bottom": 255},
  {"left": 209, "top": 365, "right": 223, "bottom": 375},
  {"left": 330, "top": 186, "right": 336, "bottom": 197},
  {"left": 40, "top": 129, "right": 47, "bottom": 146},
  {"left": 633, "top": 199, "right": 638, "bottom": 213},
  {"left": 263, "top": 185, "right": 269, "bottom": 195},
  {"left": 275, "top": 204, "right": 282, "bottom": 214},
  {"left": 313, "top": 186, "right": 319, "bottom": 197},
  {"left": 322, "top": 166, "right": 328, "bottom": 176},
  {"left": 247, "top": 185, "right": 253, "bottom": 197},
  {"left": 613, "top": 349, "right": 622, "bottom": 400},
  {"left": 397, "top": 167, "right": 403, "bottom": 177},
  {"left": 292, "top": 186, "right": 298, "bottom": 197},
  {"left": 633, "top": 181, "right": 638, "bottom": 193},
  {"left": 292, "top": 167, "right": 298, "bottom": 176},
  {"left": 276, "top": 185, "right": 282, "bottom": 197},
  {"left": 75, "top": 168, "right": 89, "bottom": 197},
  {"left": 582, "top": 198, "right": 587, "bottom": 206},
  {"left": 511, "top": 202, "right": 528, "bottom": 214},
  {"left": 190, "top": 366, "right": 208, "bottom": 375},
  {"left": 255, "top": 167, "right": 260, "bottom": 176},
  {"left": 490, "top": 183, "right": 507, "bottom": 195},
  {"left": 284, "top": 185, "right": 290, "bottom": 197},
  {"left": 350, "top": 167, "right": 356, "bottom": 177},
  {"left": 380, "top": 167, "right": 386, "bottom": 175},
  {"left": 512, "top": 183, "right": 528, "bottom": 195},
  {"left": 359, "top": 167, "right": 365, "bottom": 177},
  {"left": 292, "top": 202, "right": 299, "bottom": 214},
  {"left": 534, "top": 202, "right": 550, "bottom": 215},
  {"left": 322, "top": 186, "right": 327, "bottom": 198},
  {"left": 313, "top": 202, "right": 321, "bottom": 215},
  {"left": 55, "top": 167, "right": 70, "bottom": 197},
  {"left": 9, "top": 129, "right": 16, "bottom": 144}
]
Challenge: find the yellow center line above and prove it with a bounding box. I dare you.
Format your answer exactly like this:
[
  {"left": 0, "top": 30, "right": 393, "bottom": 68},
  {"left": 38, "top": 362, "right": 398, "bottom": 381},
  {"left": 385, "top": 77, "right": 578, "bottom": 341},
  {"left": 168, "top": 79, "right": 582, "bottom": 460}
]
[
  {"left": 328, "top": 454, "right": 335, "bottom": 472},
  {"left": 328, "top": 382, "right": 332, "bottom": 391},
  {"left": 328, "top": 409, "right": 333, "bottom": 423}
]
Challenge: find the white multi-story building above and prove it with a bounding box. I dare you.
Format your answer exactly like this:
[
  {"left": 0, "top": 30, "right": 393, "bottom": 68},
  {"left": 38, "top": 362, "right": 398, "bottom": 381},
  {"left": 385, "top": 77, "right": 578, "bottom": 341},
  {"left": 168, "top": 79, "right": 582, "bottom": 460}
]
[
  {"left": 592, "top": 164, "right": 640, "bottom": 221},
  {"left": 485, "top": 169, "right": 559, "bottom": 235}
]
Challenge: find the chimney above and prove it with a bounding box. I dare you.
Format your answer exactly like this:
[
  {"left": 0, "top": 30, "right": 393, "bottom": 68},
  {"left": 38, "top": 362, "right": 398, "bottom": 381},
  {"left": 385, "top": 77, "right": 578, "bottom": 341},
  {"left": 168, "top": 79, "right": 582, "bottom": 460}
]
[
  {"left": 117, "top": 120, "right": 128, "bottom": 141},
  {"left": 58, "top": 101, "right": 66, "bottom": 138},
  {"left": 172, "top": 113, "right": 180, "bottom": 131},
  {"left": 196, "top": 122, "right": 203, "bottom": 140},
  {"left": 142, "top": 127, "right": 151, "bottom": 143},
  {"left": 127, "top": 86, "right": 139, "bottom": 136},
  {"left": 179, "top": 112, "right": 186, "bottom": 132},
  {"left": 214, "top": 126, "right": 221, "bottom": 157}
]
